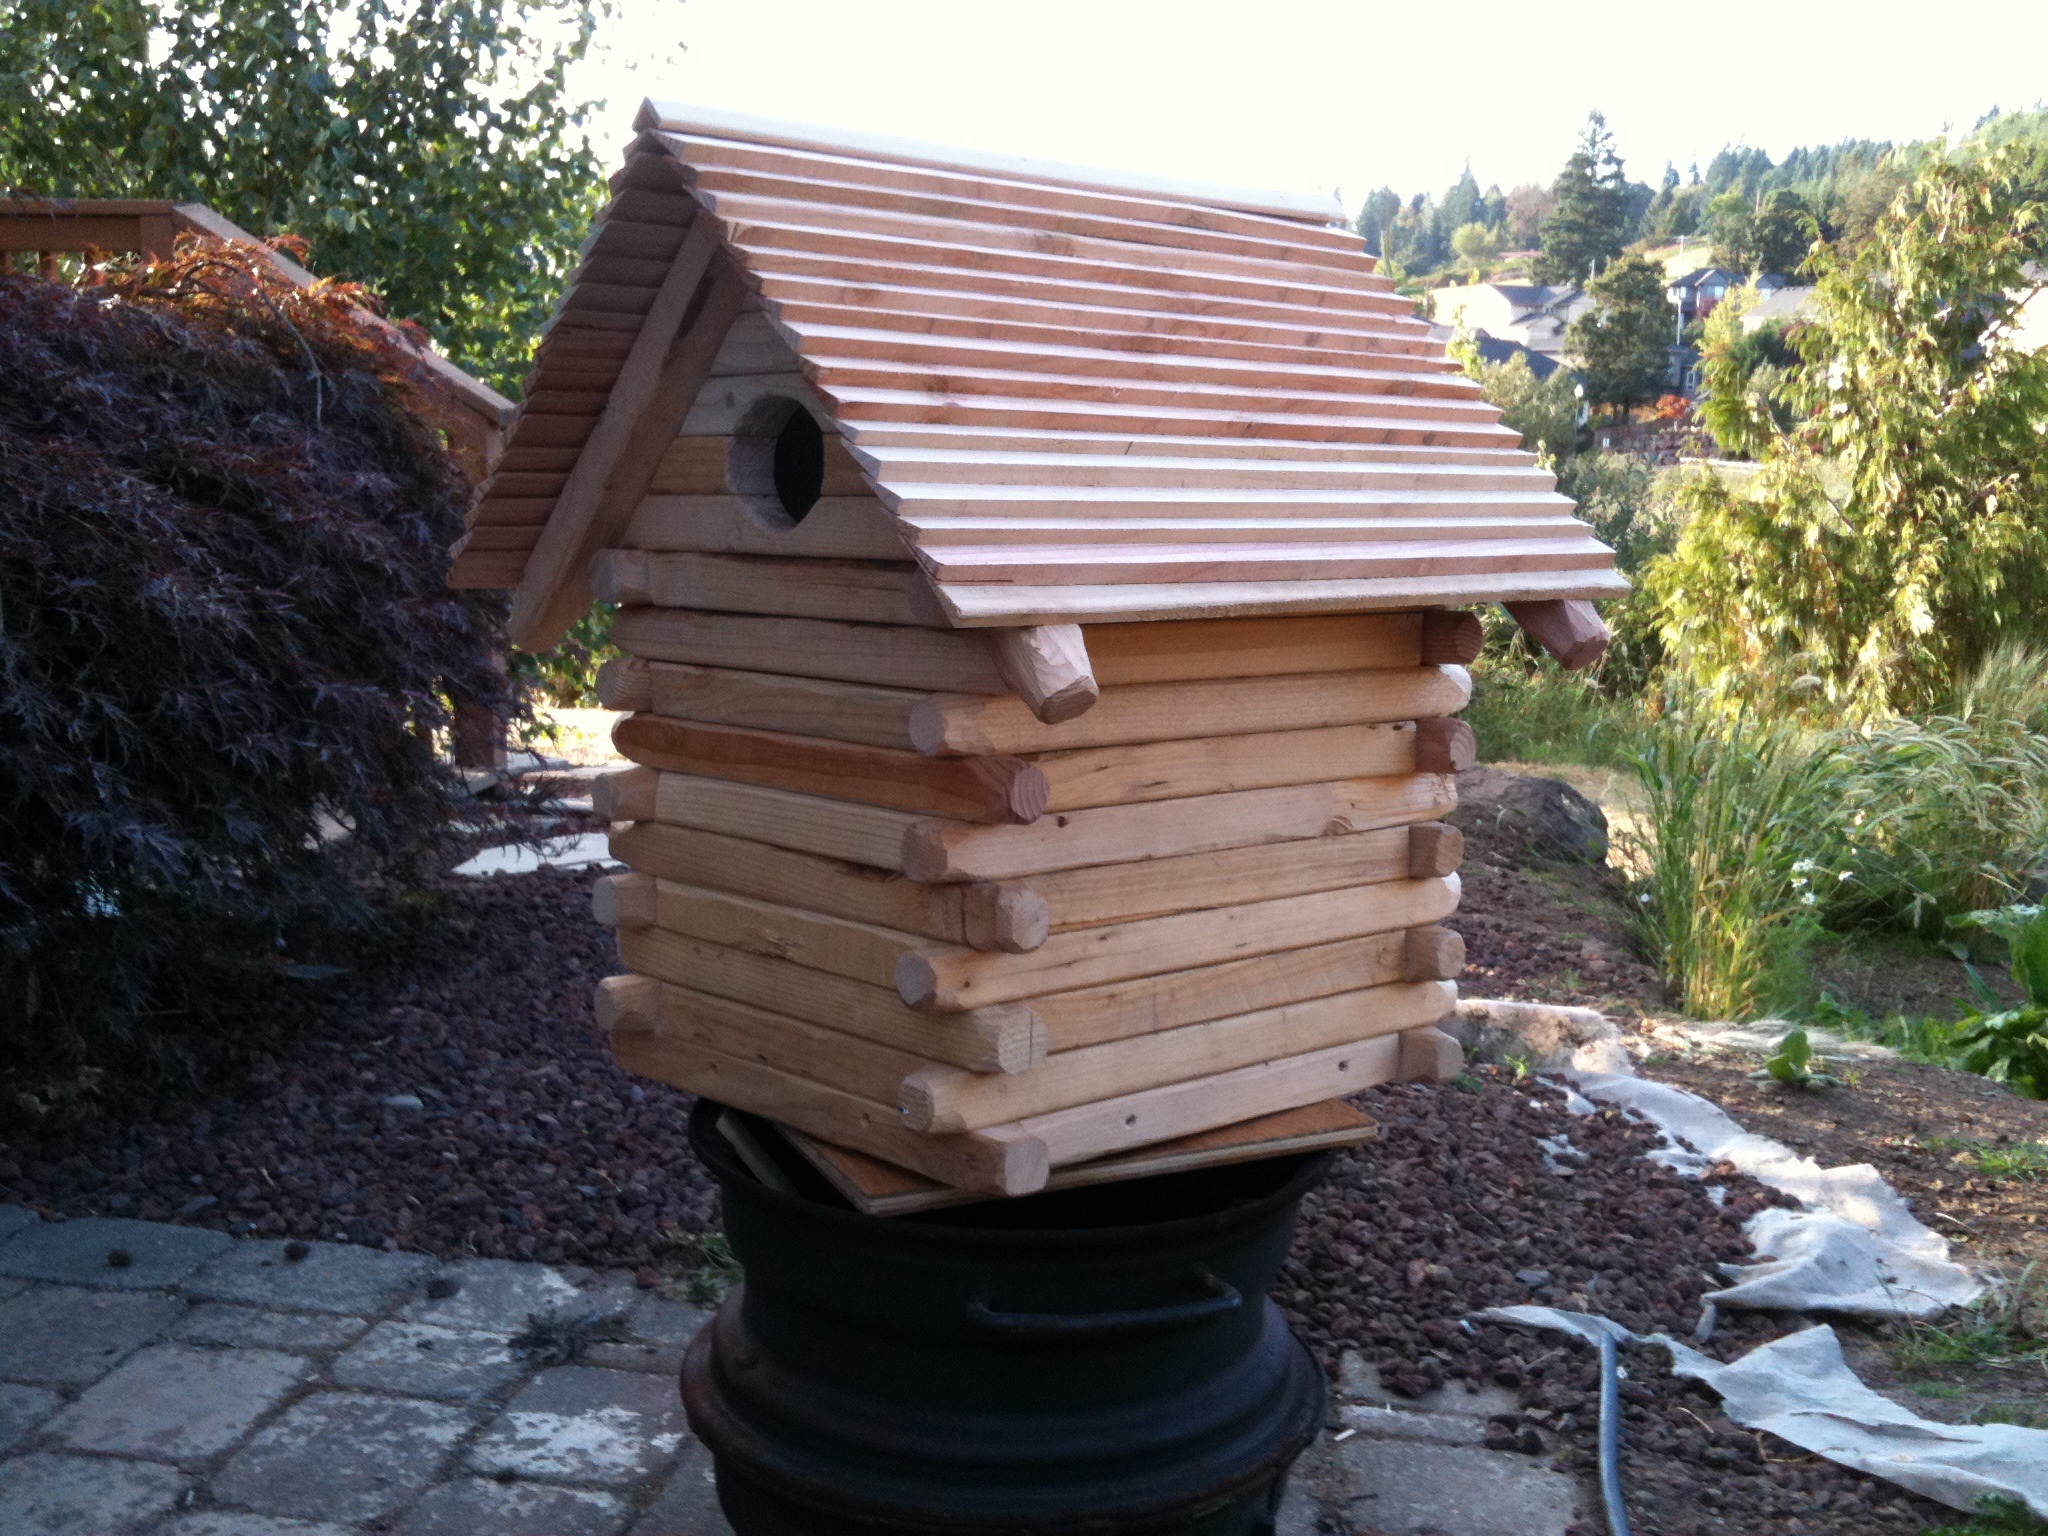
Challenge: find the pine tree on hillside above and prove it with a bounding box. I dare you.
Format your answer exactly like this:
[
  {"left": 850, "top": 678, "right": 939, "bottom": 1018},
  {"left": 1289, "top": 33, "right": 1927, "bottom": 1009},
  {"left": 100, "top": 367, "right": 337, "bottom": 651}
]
[{"left": 1536, "top": 112, "right": 1632, "bottom": 285}]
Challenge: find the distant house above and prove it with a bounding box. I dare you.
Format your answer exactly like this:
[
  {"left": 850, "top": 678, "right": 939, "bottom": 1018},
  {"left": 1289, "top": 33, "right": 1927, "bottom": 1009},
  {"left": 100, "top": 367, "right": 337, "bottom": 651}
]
[
  {"left": 1669, "top": 267, "right": 1790, "bottom": 327},
  {"left": 1429, "top": 282, "right": 1589, "bottom": 362},
  {"left": 1424, "top": 325, "right": 1569, "bottom": 381},
  {"left": 1739, "top": 285, "right": 1819, "bottom": 333}
]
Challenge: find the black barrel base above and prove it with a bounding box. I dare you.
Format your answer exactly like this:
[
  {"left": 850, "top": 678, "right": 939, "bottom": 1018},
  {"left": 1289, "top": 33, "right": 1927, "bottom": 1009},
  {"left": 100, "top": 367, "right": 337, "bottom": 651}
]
[{"left": 679, "top": 1101, "right": 1330, "bottom": 1536}]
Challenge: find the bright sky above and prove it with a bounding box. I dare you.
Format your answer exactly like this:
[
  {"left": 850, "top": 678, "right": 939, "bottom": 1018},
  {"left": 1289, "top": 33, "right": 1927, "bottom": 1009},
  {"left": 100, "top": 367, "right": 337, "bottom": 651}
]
[{"left": 580, "top": 0, "right": 2048, "bottom": 216}]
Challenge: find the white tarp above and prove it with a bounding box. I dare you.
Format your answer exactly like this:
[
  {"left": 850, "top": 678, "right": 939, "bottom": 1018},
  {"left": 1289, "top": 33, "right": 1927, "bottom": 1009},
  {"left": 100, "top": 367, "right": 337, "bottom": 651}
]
[
  {"left": 1567, "top": 1072, "right": 1986, "bottom": 1318},
  {"left": 452, "top": 832, "right": 620, "bottom": 877},
  {"left": 1481, "top": 1306, "right": 2048, "bottom": 1518}
]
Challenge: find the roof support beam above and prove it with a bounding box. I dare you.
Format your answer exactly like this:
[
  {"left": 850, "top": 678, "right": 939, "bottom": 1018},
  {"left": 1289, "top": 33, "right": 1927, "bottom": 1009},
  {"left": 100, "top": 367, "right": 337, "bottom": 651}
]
[{"left": 509, "top": 215, "right": 745, "bottom": 649}]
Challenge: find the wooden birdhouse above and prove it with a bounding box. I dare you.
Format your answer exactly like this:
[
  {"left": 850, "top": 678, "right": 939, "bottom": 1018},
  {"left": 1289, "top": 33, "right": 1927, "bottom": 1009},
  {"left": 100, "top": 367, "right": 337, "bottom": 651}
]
[{"left": 449, "top": 102, "right": 1627, "bottom": 1199}]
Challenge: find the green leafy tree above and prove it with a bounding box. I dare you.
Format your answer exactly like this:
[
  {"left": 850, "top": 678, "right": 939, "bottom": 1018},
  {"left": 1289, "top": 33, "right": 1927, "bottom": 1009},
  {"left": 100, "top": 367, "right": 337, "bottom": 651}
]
[
  {"left": 1567, "top": 252, "right": 1675, "bottom": 412},
  {"left": 0, "top": 0, "right": 624, "bottom": 392},
  {"left": 1450, "top": 221, "right": 1503, "bottom": 269},
  {"left": 1447, "top": 321, "right": 1582, "bottom": 464},
  {"left": 1712, "top": 188, "right": 1817, "bottom": 276},
  {"left": 1650, "top": 147, "right": 2048, "bottom": 715},
  {"left": 1693, "top": 287, "right": 1802, "bottom": 457},
  {"left": 1535, "top": 112, "right": 1631, "bottom": 284}
]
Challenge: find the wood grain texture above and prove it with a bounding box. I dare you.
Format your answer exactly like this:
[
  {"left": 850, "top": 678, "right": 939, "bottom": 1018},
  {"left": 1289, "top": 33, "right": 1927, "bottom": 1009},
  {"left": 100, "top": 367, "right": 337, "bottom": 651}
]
[
  {"left": 901, "top": 980, "right": 1454, "bottom": 1132},
  {"left": 611, "top": 608, "right": 1010, "bottom": 693},
  {"left": 642, "top": 771, "right": 921, "bottom": 870},
  {"left": 653, "top": 879, "right": 920, "bottom": 989},
  {"left": 625, "top": 493, "right": 910, "bottom": 560},
  {"left": 992, "top": 625, "right": 1099, "bottom": 723},
  {"left": 603, "top": 662, "right": 927, "bottom": 750},
  {"left": 1028, "top": 930, "right": 1421, "bottom": 1050},
  {"left": 612, "top": 714, "right": 1049, "bottom": 824},
  {"left": 1083, "top": 612, "right": 1422, "bottom": 682},
  {"left": 1027, "top": 826, "right": 1420, "bottom": 931},
  {"left": 1506, "top": 598, "right": 1610, "bottom": 670},
  {"left": 609, "top": 1026, "right": 1048, "bottom": 1194},
  {"left": 1413, "top": 717, "right": 1477, "bottom": 775},
  {"left": 607, "top": 819, "right": 1046, "bottom": 950},
  {"left": 1418, "top": 608, "right": 1485, "bottom": 665},
  {"left": 1407, "top": 822, "right": 1465, "bottom": 879},
  {"left": 590, "top": 549, "right": 946, "bottom": 626},
  {"left": 1003, "top": 1031, "right": 1408, "bottom": 1167},
  {"left": 1398, "top": 1025, "right": 1465, "bottom": 1083},
  {"left": 616, "top": 924, "right": 1044, "bottom": 1073},
  {"left": 895, "top": 874, "right": 1460, "bottom": 1010},
  {"left": 1034, "top": 722, "right": 1417, "bottom": 811},
  {"left": 900, "top": 771, "right": 1458, "bottom": 882},
  {"left": 907, "top": 666, "right": 1470, "bottom": 756}
]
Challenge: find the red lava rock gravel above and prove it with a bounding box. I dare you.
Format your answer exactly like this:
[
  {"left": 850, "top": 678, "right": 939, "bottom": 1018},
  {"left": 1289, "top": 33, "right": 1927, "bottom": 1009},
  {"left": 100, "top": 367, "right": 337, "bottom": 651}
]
[{"left": 1, "top": 865, "right": 717, "bottom": 1272}]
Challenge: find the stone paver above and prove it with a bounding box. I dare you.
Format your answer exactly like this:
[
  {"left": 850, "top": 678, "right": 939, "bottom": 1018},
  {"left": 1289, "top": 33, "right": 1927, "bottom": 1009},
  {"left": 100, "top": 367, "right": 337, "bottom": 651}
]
[
  {"left": 183, "top": 1240, "right": 432, "bottom": 1316},
  {"left": 395, "top": 1477, "right": 630, "bottom": 1536},
  {"left": 0, "top": 1211, "right": 1602, "bottom": 1536},
  {"left": 174, "top": 1303, "right": 371, "bottom": 1353},
  {"left": 155, "top": 1516, "right": 354, "bottom": 1536},
  {"left": 628, "top": 1440, "right": 731, "bottom": 1536},
  {"left": 50, "top": 1343, "right": 309, "bottom": 1462},
  {"left": 0, "top": 1216, "right": 230, "bottom": 1291},
  {"left": 0, "top": 1285, "right": 188, "bottom": 1386},
  {"left": 0, "top": 1382, "right": 62, "bottom": 1453},
  {"left": 0, "top": 1451, "right": 189, "bottom": 1534},
  {"left": 328, "top": 1321, "right": 525, "bottom": 1401},
  {"left": 402, "top": 1257, "right": 632, "bottom": 1336},
  {"left": 212, "top": 1391, "right": 472, "bottom": 1523},
  {"left": 468, "top": 1366, "right": 687, "bottom": 1487},
  {"left": 1329, "top": 1439, "right": 1581, "bottom": 1536}
]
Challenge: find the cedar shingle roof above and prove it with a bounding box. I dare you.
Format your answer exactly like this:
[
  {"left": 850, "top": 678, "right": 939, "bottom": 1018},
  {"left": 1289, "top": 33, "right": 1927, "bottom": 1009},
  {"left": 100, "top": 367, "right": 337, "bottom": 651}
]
[{"left": 451, "top": 101, "right": 1625, "bottom": 631}]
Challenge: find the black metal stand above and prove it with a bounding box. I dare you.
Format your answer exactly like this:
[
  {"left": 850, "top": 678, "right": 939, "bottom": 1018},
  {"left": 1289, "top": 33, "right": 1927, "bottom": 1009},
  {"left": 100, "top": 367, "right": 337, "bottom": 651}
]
[{"left": 680, "top": 1100, "right": 1330, "bottom": 1535}]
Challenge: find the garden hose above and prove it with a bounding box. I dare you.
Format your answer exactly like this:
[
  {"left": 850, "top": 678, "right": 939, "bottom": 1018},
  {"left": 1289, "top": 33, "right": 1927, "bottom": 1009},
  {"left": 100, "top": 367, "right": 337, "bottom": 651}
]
[{"left": 1597, "top": 1331, "right": 1634, "bottom": 1536}]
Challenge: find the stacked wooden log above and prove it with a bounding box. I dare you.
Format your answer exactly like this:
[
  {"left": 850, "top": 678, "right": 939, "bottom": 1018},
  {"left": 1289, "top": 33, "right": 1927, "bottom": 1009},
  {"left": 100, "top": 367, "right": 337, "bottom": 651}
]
[{"left": 589, "top": 594, "right": 1480, "bottom": 1197}]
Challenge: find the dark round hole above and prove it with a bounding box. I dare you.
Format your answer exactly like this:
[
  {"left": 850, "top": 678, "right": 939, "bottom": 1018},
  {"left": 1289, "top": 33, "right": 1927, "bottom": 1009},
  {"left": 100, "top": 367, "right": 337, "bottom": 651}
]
[{"left": 771, "top": 409, "right": 824, "bottom": 523}]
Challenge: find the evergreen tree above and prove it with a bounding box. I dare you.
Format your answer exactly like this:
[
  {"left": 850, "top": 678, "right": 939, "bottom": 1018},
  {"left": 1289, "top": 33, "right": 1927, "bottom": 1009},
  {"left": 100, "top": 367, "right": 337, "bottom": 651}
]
[
  {"left": 1567, "top": 252, "right": 1676, "bottom": 412},
  {"left": 1535, "top": 112, "right": 1631, "bottom": 285},
  {"left": 1355, "top": 187, "right": 1403, "bottom": 257}
]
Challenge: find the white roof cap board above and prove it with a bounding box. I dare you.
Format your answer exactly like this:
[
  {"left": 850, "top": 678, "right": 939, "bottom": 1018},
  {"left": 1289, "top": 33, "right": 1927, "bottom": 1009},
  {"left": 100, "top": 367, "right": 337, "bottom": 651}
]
[{"left": 451, "top": 99, "right": 1626, "bottom": 647}]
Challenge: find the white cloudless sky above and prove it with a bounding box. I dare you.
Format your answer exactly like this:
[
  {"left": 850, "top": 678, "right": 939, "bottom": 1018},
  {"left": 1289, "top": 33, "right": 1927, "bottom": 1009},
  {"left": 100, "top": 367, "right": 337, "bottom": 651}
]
[{"left": 579, "top": 0, "right": 2048, "bottom": 216}]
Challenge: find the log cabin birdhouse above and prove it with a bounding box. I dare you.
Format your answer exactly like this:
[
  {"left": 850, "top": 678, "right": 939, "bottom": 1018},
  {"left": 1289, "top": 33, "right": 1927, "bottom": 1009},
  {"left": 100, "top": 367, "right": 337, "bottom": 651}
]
[{"left": 450, "top": 101, "right": 1627, "bottom": 1200}]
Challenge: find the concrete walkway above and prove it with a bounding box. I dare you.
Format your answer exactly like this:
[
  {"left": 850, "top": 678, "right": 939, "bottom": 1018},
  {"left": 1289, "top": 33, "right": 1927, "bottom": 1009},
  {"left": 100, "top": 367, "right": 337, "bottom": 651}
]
[{"left": 0, "top": 1208, "right": 1586, "bottom": 1536}]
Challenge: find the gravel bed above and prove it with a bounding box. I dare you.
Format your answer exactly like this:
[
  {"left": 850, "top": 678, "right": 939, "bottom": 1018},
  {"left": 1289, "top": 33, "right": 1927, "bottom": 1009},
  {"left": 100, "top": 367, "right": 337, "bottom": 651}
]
[
  {"left": 1, "top": 865, "right": 717, "bottom": 1279},
  {"left": 1288, "top": 1077, "right": 1951, "bottom": 1535}
]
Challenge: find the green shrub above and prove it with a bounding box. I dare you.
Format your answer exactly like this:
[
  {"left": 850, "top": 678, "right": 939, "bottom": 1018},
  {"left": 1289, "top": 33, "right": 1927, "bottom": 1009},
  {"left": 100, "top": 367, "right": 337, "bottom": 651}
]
[
  {"left": 1623, "top": 711, "right": 1842, "bottom": 1019},
  {"left": 0, "top": 247, "right": 504, "bottom": 1061},
  {"left": 1826, "top": 715, "right": 2048, "bottom": 932},
  {"left": 1464, "top": 650, "right": 1638, "bottom": 768},
  {"left": 1944, "top": 905, "right": 2048, "bottom": 1098}
]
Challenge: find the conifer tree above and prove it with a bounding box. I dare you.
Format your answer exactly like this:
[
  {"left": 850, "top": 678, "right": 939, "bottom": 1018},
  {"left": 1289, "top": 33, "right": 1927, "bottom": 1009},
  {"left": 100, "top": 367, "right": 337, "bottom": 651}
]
[{"left": 1536, "top": 112, "right": 1632, "bottom": 284}]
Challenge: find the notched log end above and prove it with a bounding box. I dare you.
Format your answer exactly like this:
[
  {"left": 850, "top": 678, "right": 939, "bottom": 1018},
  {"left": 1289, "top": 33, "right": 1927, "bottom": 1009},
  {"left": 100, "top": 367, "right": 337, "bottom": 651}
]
[
  {"left": 591, "top": 764, "right": 659, "bottom": 821},
  {"left": 594, "top": 973, "right": 660, "bottom": 1036},
  {"left": 594, "top": 656, "right": 655, "bottom": 712},
  {"left": 1408, "top": 821, "right": 1466, "bottom": 878},
  {"left": 1505, "top": 598, "right": 1609, "bottom": 671},
  {"left": 1414, "top": 717, "right": 1478, "bottom": 774},
  {"left": 1419, "top": 608, "right": 1485, "bottom": 666}
]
